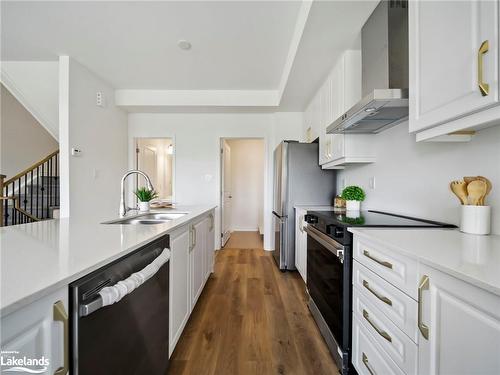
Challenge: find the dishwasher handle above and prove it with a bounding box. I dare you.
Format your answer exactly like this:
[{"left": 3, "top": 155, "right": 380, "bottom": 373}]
[{"left": 80, "top": 248, "right": 170, "bottom": 317}]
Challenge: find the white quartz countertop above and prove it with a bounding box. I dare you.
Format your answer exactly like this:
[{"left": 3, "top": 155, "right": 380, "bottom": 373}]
[
  {"left": 0, "top": 205, "right": 216, "bottom": 316},
  {"left": 349, "top": 228, "right": 500, "bottom": 296},
  {"left": 294, "top": 205, "right": 338, "bottom": 211}
]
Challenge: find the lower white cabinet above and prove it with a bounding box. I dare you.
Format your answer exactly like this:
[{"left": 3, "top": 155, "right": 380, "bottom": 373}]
[
  {"left": 170, "top": 210, "right": 215, "bottom": 356},
  {"left": 1, "top": 288, "right": 69, "bottom": 374},
  {"left": 169, "top": 225, "right": 191, "bottom": 355},
  {"left": 294, "top": 208, "right": 307, "bottom": 283},
  {"left": 417, "top": 264, "right": 500, "bottom": 375}
]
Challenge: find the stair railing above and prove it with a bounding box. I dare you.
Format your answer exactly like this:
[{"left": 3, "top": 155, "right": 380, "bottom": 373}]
[
  {"left": 1, "top": 150, "right": 59, "bottom": 226},
  {"left": 0, "top": 196, "right": 40, "bottom": 225}
]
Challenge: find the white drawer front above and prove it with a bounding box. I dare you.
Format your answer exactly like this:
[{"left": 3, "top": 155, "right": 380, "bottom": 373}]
[
  {"left": 353, "top": 288, "right": 418, "bottom": 375},
  {"left": 352, "top": 315, "right": 405, "bottom": 375},
  {"left": 353, "top": 260, "right": 418, "bottom": 342},
  {"left": 354, "top": 237, "right": 418, "bottom": 299}
]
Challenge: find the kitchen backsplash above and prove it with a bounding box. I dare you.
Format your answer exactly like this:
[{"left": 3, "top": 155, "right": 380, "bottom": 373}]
[{"left": 337, "top": 123, "right": 500, "bottom": 234}]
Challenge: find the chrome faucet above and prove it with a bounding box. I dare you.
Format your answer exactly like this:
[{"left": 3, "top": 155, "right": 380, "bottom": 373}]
[{"left": 119, "top": 170, "right": 154, "bottom": 217}]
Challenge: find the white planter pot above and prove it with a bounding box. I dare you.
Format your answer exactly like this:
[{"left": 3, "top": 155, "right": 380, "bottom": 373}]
[
  {"left": 346, "top": 200, "right": 361, "bottom": 211},
  {"left": 138, "top": 201, "right": 150, "bottom": 212}
]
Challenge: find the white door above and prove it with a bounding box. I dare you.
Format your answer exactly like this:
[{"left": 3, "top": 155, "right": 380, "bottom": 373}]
[
  {"left": 409, "top": 0, "right": 499, "bottom": 133},
  {"left": 221, "top": 141, "right": 232, "bottom": 246},
  {"left": 136, "top": 143, "right": 158, "bottom": 189},
  {"left": 169, "top": 227, "right": 190, "bottom": 355},
  {"left": 418, "top": 264, "right": 500, "bottom": 375}
]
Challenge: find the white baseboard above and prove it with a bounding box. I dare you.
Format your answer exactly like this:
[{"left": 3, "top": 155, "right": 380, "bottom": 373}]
[{"left": 231, "top": 228, "right": 259, "bottom": 232}]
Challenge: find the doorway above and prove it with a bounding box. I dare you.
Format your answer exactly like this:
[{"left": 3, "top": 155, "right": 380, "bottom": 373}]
[
  {"left": 220, "top": 138, "right": 265, "bottom": 248},
  {"left": 135, "top": 138, "right": 175, "bottom": 203}
]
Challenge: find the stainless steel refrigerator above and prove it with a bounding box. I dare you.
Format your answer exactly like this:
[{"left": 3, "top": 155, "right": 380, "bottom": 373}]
[{"left": 272, "top": 141, "right": 336, "bottom": 270}]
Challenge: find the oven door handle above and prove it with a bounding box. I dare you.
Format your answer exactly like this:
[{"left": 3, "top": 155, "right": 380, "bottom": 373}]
[{"left": 305, "top": 225, "right": 345, "bottom": 262}]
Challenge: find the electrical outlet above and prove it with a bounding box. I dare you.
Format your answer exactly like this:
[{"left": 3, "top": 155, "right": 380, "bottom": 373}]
[
  {"left": 340, "top": 178, "right": 346, "bottom": 190},
  {"left": 369, "top": 176, "right": 376, "bottom": 189},
  {"left": 96, "top": 92, "right": 105, "bottom": 107}
]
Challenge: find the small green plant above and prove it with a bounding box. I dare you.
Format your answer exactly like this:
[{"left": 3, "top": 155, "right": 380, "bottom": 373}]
[
  {"left": 134, "top": 187, "right": 159, "bottom": 202},
  {"left": 341, "top": 186, "right": 366, "bottom": 202}
]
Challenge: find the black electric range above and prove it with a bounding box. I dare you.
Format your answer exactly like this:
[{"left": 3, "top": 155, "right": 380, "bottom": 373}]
[{"left": 304, "top": 210, "right": 455, "bottom": 374}]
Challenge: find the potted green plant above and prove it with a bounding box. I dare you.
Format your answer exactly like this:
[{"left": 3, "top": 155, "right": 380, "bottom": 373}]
[
  {"left": 341, "top": 185, "right": 365, "bottom": 211},
  {"left": 134, "top": 187, "right": 158, "bottom": 212}
]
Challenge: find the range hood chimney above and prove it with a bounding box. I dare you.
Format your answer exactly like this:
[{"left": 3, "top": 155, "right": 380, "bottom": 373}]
[{"left": 327, "top": 0, "right": 409, "bottom": 134}]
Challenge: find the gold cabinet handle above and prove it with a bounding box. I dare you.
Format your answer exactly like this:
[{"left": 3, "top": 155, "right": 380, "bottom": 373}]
[
  {"left": 478, "top": 40, "right": 489, "bottom": 96},
  {"left": 363, "top": 309, "right": 392, "bottom": 342},
  {"left": 53, "top": 300, "right": 69, "bottom": 375},
  {"left": 362, "top": 353, "right": 376, "bottom": 375},
  {"left": 363, "top": 250, "right": 393, "bottom": 269},
  {"left": 363, "top": 280, "right": 393, "bottom": 306},
  {"left": 418, "top": 275, "right": 430, "bottom": 340}
]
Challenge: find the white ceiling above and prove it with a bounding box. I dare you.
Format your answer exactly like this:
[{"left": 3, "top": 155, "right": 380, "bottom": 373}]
[{"left": 1, "top": 0, "right": 378, "bottom": 111}]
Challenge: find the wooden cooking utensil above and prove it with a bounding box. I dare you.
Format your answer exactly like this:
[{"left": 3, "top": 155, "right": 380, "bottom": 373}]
[
  {"left": 466, "top": 179, "right": 487, "bottom": 205},
  {"left": 450, "top": 181, "right": 468, "bottom": 205},
  {"left": 476, "top": 176, "right": 492, "bottom": 205}
]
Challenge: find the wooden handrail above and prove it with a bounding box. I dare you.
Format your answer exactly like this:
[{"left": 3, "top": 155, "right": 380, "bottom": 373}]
[
  {"left": 0, "top": 196, "right": 40, "bottom": 222},
  {"left": 4, "top": 149, "right": 59, "bottom": 186}
]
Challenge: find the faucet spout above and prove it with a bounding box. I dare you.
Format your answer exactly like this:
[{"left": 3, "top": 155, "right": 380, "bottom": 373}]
[{"left": 119, "top": 170, "right": 155, "bottom": 217}]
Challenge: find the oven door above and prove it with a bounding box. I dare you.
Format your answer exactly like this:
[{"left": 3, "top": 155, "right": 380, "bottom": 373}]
[{"left": 306, "top": 225, "right": 345, "bottom": 348}]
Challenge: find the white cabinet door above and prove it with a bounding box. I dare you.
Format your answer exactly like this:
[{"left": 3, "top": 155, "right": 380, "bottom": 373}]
[
  {"left": 409, "top": 0, "right": 499, "bottom": 133},
  {"left": 190, "top": 219, "right": 205, "bottom": 309},
  {"left": 1, "top": 288, "right": 68, "bottom": 374},
  {"left": 205, "top": 212, "right": 215, "bottom": 280},
  {"left": 418, "top": 264, "right": 500, "bottom": 375},
  {"left": 294, "top": 208, "right": 307, "bottom": 283},
  {"left": 169, "top": 226, "right": 191, "bottom": 355}
]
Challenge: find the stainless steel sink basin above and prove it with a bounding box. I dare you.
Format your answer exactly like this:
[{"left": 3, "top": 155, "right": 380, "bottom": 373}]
[{"left": 102, "top": 212, "right": 188, "bottom": 225}]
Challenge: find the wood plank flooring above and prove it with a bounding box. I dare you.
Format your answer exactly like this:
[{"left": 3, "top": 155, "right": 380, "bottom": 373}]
[
  {"left": 169, "top": 247, "right": 339, "bottom": 375},
  {"left": 224, "top": 231, "right": 264, "bottom": 249}
]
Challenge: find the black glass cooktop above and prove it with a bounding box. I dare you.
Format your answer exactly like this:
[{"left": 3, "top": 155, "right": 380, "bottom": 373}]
[{"left": 310, "top": 210, "right": 456, "bottom": 228}]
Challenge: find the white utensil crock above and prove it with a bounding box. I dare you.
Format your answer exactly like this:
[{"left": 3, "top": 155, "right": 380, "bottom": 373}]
[
  {"left": 346, "top": 200, "right": 361, "bottom": 211},
  {"left": 138, "top": 201, "right": 150, "bottom": 212},
  {"left": 460, "top": 205, "right": 491, "bottom": 235}
]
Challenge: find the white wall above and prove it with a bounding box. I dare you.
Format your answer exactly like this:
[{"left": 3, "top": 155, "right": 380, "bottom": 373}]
[
  {"left": 337, "top": 124, "right": 500, "bottom": 234},
  {"left": 226, "top": 139, "right": 265, "bottom": 232},
  {"left": 1, "top": 84, "right": 58, "bottom": 178},
  {"left": 1, "top": 61, "right": 59, "bottom": 139},
  {"left": 128, "top": 112, "right": 303, "bottom": 250},
  {"left": 59, "top": 57, "right": 128, "bottom": 221}
]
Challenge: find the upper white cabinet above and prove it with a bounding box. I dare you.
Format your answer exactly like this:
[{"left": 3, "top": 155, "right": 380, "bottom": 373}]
[
  {"left": 409, "top": 0, "right": 500, "bottom": 140},
  {"left": 305, "top": 50, "right": 375, "bottom": 167},
  {"left": 418, "top": 264, "right": 500, "bottom": 375}
]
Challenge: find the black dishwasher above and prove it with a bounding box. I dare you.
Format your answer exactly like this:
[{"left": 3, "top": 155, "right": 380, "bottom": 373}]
[{"left": 70, "top": 234, "right": 170, "bottom": 375}]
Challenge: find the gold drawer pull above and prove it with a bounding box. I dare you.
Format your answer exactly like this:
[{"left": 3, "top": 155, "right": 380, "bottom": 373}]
[
  {"left": 362, "top": 353, "right": 376, "bottom": 375},
  {"left": 418, "top": 275, "right": 430, "bottom": 340},
  {"left": 363, "top": 280, "right": 393, "bottom": 306},
  {"left": 363, "top": 309, "right": 392, "bottom": 342},
  {"left": 363, "top": 250, "right": 393, "bottom": 269},
  {"left": 478, "top": 40, "right": 489, "bottom": 96}
]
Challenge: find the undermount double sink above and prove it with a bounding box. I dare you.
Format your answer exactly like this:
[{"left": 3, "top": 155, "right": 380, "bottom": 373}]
[{"left": 103, "top": 212, "right": 188, "bottom": 225}]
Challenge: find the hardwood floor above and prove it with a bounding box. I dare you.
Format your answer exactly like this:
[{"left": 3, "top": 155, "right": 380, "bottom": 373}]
[
  {"left": 224, "top": 231, "right": 263, "bottom": 249},
  {"left": 169, "top": 247, "right": 339, "bottom": 375}
]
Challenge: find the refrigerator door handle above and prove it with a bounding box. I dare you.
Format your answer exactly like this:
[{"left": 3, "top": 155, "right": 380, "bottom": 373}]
[{"left": 272, "top": 211, "right": 287, "bottom": 219}]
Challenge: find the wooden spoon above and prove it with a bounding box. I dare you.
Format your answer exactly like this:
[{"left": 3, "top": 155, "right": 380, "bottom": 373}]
[
  {"left": 450, "top": 181, "right": 468, "bottom": 205},
  {"left": 476, "top": 176, "right": 492, "bottom": 205},
  {"left": 467, "top": 179, "right": 487, "bottom": 205}
]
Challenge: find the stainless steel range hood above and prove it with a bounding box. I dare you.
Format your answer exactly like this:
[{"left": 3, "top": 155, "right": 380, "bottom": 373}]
[{"left": 327, "top": 0, "right": 408, "bottom": 134}]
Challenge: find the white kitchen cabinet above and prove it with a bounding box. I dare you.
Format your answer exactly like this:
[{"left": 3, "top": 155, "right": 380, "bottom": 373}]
[
  {"left": 204, "top": 212, "right": 215, "bottom": 280},
  {"left": 169, "top": 225, "right": 191, "bottom": 355},
  {"left": 1, "top": 288, "right": 68, "bottom": 374},
  {"left": 417, "top": 264, "right": 500, "bottom": 375},
  {"left": 409, "top": 0, "right": 500, "bottom": 141},
  {"left": 294, "top": 208, "right": 307, "bottom": 283},
  {"left": 190, "top": 219, "right": 205, "bottom": 310}
]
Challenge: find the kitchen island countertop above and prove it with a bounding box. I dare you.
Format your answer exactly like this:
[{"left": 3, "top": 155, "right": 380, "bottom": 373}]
[{"left": 0, "top": 205, "right": 216, "bottom": 316}]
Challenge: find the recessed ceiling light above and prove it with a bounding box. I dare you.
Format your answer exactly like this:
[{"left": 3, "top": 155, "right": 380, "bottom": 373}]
[
  {"left": 365, "top": 107, "right": 377, "bottom": 113},
  {"left": 177, "top": 40, "right": 192, "bottom": 50}
]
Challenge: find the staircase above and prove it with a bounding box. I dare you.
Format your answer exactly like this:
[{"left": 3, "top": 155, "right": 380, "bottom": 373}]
[{"left": 1, "top": 150, "right": 59, "bottom": 226}]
